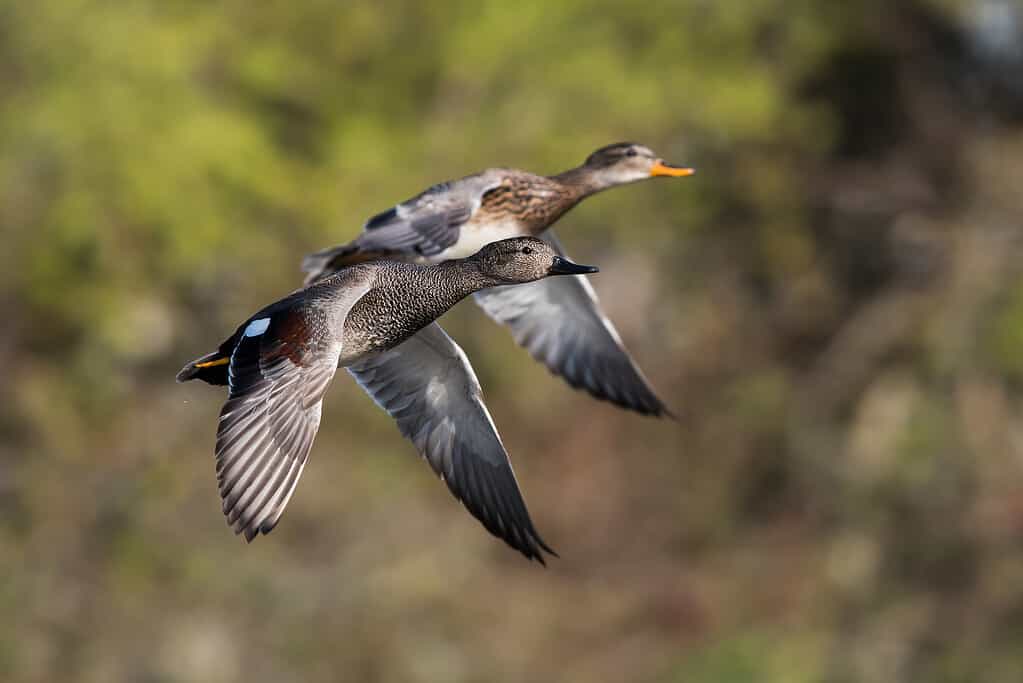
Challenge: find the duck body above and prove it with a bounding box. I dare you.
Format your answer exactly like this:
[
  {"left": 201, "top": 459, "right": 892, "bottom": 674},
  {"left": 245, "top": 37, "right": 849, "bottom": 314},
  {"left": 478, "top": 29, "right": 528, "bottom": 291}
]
[
  {"left": 426, "top": 169, "right": 586, "bottom": 260},
  {"left": 181, "top": 258, "right": 510, "bottom": 385},
  {"left": 178, "top": 238, "right": 598, "bottom": 562},
  {"left": 302, "top": 143, "right": 693, "bottom": 417},
  {"left": 315, "top": 168, "right": 588, "bottom": 268}
]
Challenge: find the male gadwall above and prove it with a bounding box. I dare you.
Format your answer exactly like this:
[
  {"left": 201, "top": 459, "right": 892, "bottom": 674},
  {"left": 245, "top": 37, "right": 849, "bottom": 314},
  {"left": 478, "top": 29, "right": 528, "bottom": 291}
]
[
  {"left": 302, "top": 142, "right": 693, "bottom": 417},
  {"left": 178, "top": 237, "right": 598, "bottom": 563}
]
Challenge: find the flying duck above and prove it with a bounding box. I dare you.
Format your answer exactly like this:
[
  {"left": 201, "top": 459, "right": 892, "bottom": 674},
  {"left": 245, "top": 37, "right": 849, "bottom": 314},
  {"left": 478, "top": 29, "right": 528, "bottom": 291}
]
[
  {"left": 302, "top": 142, "right": 693, "bottom": 417},
  {"left": 178, "top": 237, "right": 598, "bottom": 563}
]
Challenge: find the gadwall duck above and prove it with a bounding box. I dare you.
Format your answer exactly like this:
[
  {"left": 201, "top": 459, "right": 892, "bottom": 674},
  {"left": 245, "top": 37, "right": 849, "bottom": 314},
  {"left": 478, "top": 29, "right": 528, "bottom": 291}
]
[
  {"left": 302, "top": 142, "right": 693, "bottom": 417},
  {"left": 178, "top": 237, "right": 598, "bottom": 563}
]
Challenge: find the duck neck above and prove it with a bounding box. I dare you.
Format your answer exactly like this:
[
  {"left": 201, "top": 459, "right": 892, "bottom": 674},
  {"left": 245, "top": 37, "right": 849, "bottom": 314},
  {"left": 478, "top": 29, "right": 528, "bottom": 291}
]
[
  {"left": 400, "top": 260, "right": 499, "bottom": 324},
  {"left": 434, "top": 259, "right": 499, "bottom": 297},
  {"left": 549, "top": 165, "right": 615, "bottom": 198}
]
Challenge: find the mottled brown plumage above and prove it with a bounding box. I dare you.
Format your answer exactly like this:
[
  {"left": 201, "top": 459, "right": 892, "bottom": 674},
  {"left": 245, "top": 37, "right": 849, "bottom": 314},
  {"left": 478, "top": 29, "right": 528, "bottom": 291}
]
[{"left": 473, "top": 173, "right": 586, "bottom": 232}]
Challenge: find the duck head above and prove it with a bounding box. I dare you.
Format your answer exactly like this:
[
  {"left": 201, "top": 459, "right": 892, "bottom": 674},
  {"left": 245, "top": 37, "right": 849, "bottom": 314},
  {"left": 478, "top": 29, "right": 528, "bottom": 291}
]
[
  {"left": 472, "top": 237, "right": 599, "bottom": 284},
  {"left": 576, "top": 142, "right": 694, "bottom": 190}
]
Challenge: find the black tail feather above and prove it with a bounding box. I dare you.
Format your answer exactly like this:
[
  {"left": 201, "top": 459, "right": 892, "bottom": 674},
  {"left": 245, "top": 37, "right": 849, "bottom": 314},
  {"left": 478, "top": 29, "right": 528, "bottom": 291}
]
[{"left": 177, "top": 350, "right": 230, "bottom": 385}]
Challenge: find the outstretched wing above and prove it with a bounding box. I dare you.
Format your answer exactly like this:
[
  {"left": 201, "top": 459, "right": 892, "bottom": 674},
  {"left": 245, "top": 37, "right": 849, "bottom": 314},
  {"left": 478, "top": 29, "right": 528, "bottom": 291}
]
[
  {"left": 347, "top": 323, "right": 555, "bottom": 563},
  {"left": 354, "top": 172, "right": 506, "bottom": 257},
  {"left": 213, "top": 274, "right": 373, "bottom": 541},
  {"left": 473, "top": 231, "right": 671, "bottom": 417},
  {"left": 215, "top": 318, "right": 340, "bottom": 541}
]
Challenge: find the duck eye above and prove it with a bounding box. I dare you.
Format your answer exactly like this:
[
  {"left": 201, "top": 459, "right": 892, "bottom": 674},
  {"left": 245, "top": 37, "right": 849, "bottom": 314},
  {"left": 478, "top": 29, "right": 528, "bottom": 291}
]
[
  {"left": 625, "top": 148, "right": 638, "bottom": 157},
  {"left": 521, "top": 246, "right": 533, "bottom": 255}
]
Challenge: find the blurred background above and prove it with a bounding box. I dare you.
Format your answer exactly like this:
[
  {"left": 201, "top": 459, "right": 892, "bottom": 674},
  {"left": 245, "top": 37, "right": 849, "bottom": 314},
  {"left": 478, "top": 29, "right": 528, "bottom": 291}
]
[{"left": 4, "top": 0, "right": 1023, "bottom": 681}]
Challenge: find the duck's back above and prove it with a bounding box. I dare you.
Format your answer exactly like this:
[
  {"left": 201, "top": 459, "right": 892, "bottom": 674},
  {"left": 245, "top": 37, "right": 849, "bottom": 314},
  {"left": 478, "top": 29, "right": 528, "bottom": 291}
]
[
  {"left": 301, "top": 165, "right": 588, "bottom": 282},
  {"left": 416, "top": 169, "right": 582, "bottom": 262},
  {"left": 470, "top": 170, "right": 582, "bottom": 235}
]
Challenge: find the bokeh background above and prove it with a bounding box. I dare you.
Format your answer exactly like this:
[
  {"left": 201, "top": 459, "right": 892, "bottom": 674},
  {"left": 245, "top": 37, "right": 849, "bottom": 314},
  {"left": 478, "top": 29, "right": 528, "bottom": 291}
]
[{"left": 4, "top": 0, "right": 1023, "bottom": 681}]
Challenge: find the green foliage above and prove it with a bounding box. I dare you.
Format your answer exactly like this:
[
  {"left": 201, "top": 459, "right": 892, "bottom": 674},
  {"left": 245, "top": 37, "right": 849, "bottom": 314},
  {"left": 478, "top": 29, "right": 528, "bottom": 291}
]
[
  {"left": 667, "top": 631, "right": 823, "bottom": 683},
  {"left": 986, "top": 275, "right": 1023, "bottom": 382}
]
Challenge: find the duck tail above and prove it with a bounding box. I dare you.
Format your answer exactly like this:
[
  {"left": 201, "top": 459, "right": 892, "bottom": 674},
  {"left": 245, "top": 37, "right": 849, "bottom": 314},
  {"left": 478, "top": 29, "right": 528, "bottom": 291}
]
[
  {"left": 301, "top": 240, "right": 396, "bottom": 285},
  {"left": 176, "top": 350, "right": 230, "bottom": 385}
]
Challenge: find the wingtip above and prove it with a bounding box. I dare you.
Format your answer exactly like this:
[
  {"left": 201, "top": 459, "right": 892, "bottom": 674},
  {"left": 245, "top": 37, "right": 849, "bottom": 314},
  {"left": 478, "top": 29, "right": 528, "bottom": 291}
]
[
  {"left": 228, "top": 513, "right": 261, "bottom": 544},
  {"left": 649, "top": 398, "right": 686, "bottom": 421},
  {"left": 534, "top": 549, "right": 558, "bottom": 567},
  {"left": 611, "top": 395, "right": 675, "bottom": 419},
  {"left": 652, "top": 403, "right": 679, "bottom": 421},
  {"left": 524, "top": 533, "right": 558, "bottom": 566},
  {"left": 529, "top": 548, "right": 559, "bottom": 567},
  {"left": 520, "top": 546, "right": 550, "bottom": 566},
  {"left": 618, "top": 389, "right": 675, "bottom": 419},
  {"left": 535, "top": 535, "right": 558, "bottom": 558},
  {"left": 546, "top": 363, "right": 674, "bottom": 419}
]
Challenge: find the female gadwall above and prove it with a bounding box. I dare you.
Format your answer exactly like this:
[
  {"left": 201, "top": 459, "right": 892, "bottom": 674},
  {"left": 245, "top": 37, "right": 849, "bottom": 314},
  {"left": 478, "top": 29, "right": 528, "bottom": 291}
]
[
  {"left": 302, "top": 142, "right": 693, "bottom": 417},
  {"left": 178, "top": 237, "right": 597, "bottom": 563}
]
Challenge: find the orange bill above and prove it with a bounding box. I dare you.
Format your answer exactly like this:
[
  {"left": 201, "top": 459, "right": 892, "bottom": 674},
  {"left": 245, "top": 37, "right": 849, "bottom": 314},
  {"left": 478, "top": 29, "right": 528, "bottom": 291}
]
[{"left": 650, "top": 161, "right": 695, "bottom": 177}]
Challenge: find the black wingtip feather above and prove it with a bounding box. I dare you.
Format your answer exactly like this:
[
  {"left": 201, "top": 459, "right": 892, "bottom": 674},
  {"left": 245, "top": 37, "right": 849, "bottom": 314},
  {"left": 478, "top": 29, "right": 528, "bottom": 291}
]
[
  {"left": 530, "top": 338, "right": 669, "bottom": 418},
  {"left": 452, "top": 452, "right": 555, "bottom": 565},
  {"left": 634, "top": 397, "right": 674, "bottom": 419},
  {"left": 550, "top": 363, "right": 671, "bottom": 418}
]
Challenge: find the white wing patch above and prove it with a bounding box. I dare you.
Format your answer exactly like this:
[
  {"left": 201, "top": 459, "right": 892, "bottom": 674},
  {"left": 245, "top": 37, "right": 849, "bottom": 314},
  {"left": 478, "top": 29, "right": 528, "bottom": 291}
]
[{"left": 243, "top": 317, "right": 271, "bottom": 338}]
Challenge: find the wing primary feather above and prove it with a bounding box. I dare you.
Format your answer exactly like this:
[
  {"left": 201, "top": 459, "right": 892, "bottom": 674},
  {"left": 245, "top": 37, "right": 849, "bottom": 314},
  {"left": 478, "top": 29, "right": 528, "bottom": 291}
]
[{"left": 348, "top": 323, "right": 555, "bottom": 564}]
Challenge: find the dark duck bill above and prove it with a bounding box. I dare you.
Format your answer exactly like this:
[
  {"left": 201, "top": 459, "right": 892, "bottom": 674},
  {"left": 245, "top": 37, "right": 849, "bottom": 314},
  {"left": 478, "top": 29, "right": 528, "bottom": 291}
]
[{"left": 548, "top": 256, "right": 599, "bottom": 275}]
